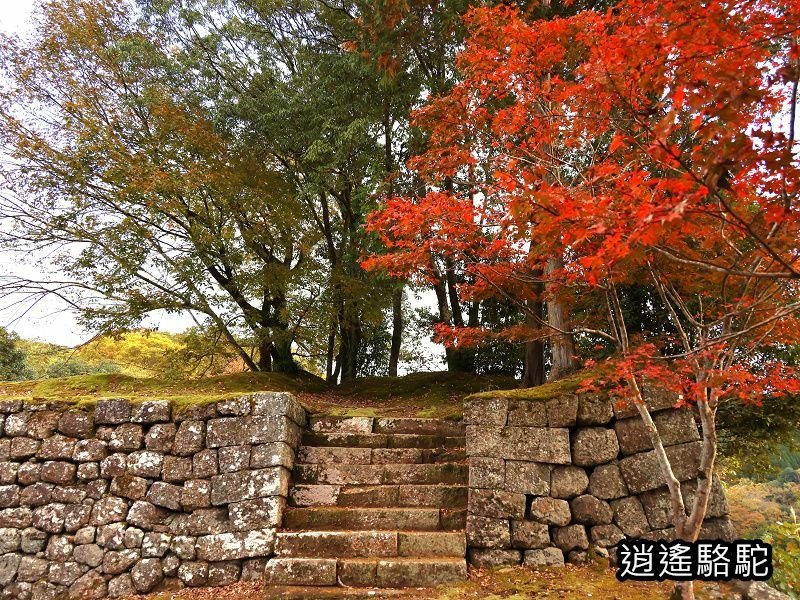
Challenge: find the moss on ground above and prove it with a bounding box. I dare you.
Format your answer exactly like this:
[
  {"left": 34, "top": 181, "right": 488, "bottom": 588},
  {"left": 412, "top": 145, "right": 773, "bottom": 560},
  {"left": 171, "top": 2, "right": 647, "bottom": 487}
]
[{"left": 465, "top": 368, "right": 602, "bottom": 403}]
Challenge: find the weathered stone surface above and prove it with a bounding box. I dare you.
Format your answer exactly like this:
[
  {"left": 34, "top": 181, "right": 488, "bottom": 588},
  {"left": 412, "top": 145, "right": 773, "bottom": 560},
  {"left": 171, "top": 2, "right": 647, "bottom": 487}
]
[
  {"left": 95, "top": 399, "right": 132, "bottom": 425},
  {"left": 127, "top": 450, "right": 164, "bottom": 478},
  {"left": 86, "top": 479, "right": 108, "bottom": 499},
  {"left": 161, "top": 455, "right": 192, "bottom": 483},
  {"left": 123, "top": 527, "right": 144, "bottom": 549},
  {"left": 618, "top": 441, "right": 702, "bottom": 494},
  {"left": 63, "top": 504, "right": 91, "bottom": 532},
  {"left": 546, "top": 396, "right": 579, "bottom": 428},
  {"left": 208, "top": 560, "right": 241, "bottom": 586},
  {"left": 170, "top": 508, "right": 230, "bottom": 536},
  {"left": 171, "top": 536, "right": 196, "bottom": 560},
  {"left": 90, "top": 496, "right": 128, "bottom": 525},
  {"left": 216, "top": 397, "right": 251, "bottom": 416},
  {"left": 32, "top": 503, "right": 66, "bottom": 533},
  {"left": 107, "top": 574, "right": 135, "bottom": 598},
  {"left": 570, "top": 495, "right": 613, "bottom": 525},
  {"left": 468, "top": 457, "right": 505, "bottom": 489},
  {"left": 103, "top": 549, "right": 140, "bottom": 575},
  {"left": 577, "top": 394, "right": 614, "bottom": 426},
  {"left": 0, "top": 484, "right": 19, "bottom": 507},
  {"left": 10, "top": 438, "right": 40, "bottom": 460},
  {"left": 229, "top": 497, "right": 283, "bottom": 530},
  {"left": 219, "top": 445, "right": 251, "bottom": 473},
  {"left": 145, "top": 423, "right": 176, "bottom": 453},
  {"left": 109, "top": 424, "right": 144, "bottom": 452},
  {"left": 174, "top": 421, "right": 205, "bottom": 456},
  {"left": 207, "top": 416, "right": 301, "bottom": 447},
  {"left": 17, "top": 463, "right": 41, "bottom": 486},
  {"left": 127, "top": 501, "right": 170, "bottom": 529},
  {"left": 131, "top": 558, "right": 164, "bottom": 593},
  {"left": 0, "top": 527, "right": 21, "bottom": 553},
  {"left": 682, "top": 476, "right": 729, "bottom": 520},
  {"left": 0, "top": 553, "right": 21, "bottom": 586},
  {"left": 39, "top": 435, "right": 76, "bottom": 460},
  {"left": 250, "top": 442, "right": 294, "bottom": 470},
  {"left": 45, "top": 534, "right": 73, "bottom": 561},
  {"left": 590, "top": 524, "right": 625, "bottom": 547},
  {"left": 181, "top": 479, "right": 212, "bottom": 510},
  {"left": 572, "top": 428, "right": 620, "bottom": 467},
  {"left": 47, "top": 562, "right": 83, "bottom": 587},
  {"left": 0, "top": 461, "right": 17, "bottom": 484},
  {"left": 26, "top": 411, "right": 59, "bottom": 439},
  {"left": 142, "top": 532, "right": 171, "bottom": 558},
  {"left": 146, "top": 481, "right": 182, "bottom": 510},
  {"left": 53, "top": 485, "right": 86, "bottom": 504},
  {"left": 73, "top": 439, "right": 107, "bottom": 462},
  {"left": 74, "top": 526, "right": 96, "bottom": 545},
  {"left": 240, "top": 558, "right": 268, "bottom": 582},
  {"left": 68, "top": 570, "right": 106, "bottom": 600},
  {"left": 551, "top": 466, "right": 589, "bottom": 499},
  {"left": 469, "top": 489, "right": 526, "bottom": 520},
  {"left": 17, "top": 556, "right": 48, "bottom": 582},
  {"left": 511, "top": 520, "right": 549, "bottom": 550},
  {"left": 466, "top": 426, "right": 571, "bottom": 464},
  {"left": 178, "top": 561, "right": 209, "bottom": 587},
  {"left": 264, "top": 557, "right": 337, "bottom": 586},
  {"left": 505, "top": 399, "right": 547, "bottom": 427},
  {"left": 193, "top": 449, "right": 218, "bottom": 478},
  {"left": 528, "top": 497, "right": 571, "bottom": 526},
  {"left": 74, "top": 544, "right": 104, "bottom": 567},
  {"left": 588, "top": 463, "right": 629, "bottom": 500},
  {"left": 110, "top": 474, "right": 149, "bottom": 500},
  {"left": 613, "top": 386, "right": 677, "bottom": 419},
  {"left": 505, "top": 461, "right": 550, "bottom": 495},
  {"left": 466, "top": 515, "right": 510, "bottom": 548},
  {"left": 210, "top": 467, "right": 287, "bottom": 505},
  {"left": 611, "top": 496, "right": 650, "bottom": 537},
  {"left": 57, "top": 411, "right": 93, "bottom": 438},
  {"left": 131, "top": 401, "right": 171, "bottom": 423},
  {"left": 39, "top": 461, "right": 75, "bottom": 485},
  {"left": 100, "top": 454, "right": 128, "bottom": 479},
  {"left": 195, "top": 529, "right": 275, "bottom": 561},
  {"left": 467, "top": 548, "right": 522, "bottom": 568},
  {"left": 524, "top": 547, "right": 565, "bottom": 567},
  {"left": 21, "top": 482, "right": 53, "bottom": 506},
  {"left": 552, "top": 524, "right": 589, "bottom": 552},
  {"left": 19, "top": 526, "right": 46, "bottom": 551},
  {"left": 0, "top": 399, "right": 23, "bottom": 413},
  {"left": 614, "top": 409, "right": 699, "bottom": 455},
  {"left": 96, "top": 523, "right": 126, "bottom": 550},
  {"left": 698, "top": 517, "right": 736, "bottom": 541}
]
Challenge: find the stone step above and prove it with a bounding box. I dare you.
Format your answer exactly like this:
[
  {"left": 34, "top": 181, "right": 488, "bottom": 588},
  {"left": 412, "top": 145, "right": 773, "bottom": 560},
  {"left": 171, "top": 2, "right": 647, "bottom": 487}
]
[
  {"left": 289, "top": 484, "right": 468, "bottom": 508},
  {"left": 293, "top": 463, "right": 468, "bottom": 486},
  {"left": 274, "top": 530, "right": 466, "bottom": 558},
  {"left": 296, "top": 446, "right": 466, "bottom": 465},
  {"left": 260, "top": 587, "right": 409, "bottom": 599},
  {"left": 308, "top": 416, "right": 464, "bottom": 437},
  {"left": 264, "top": 557, "right": 467, "bottom": 588},
  {"left": 284, "top": 507, "right": 446, "bottom": 531},
  {"left": 302, "top": 432, "right": 464, "bottom": 450}
]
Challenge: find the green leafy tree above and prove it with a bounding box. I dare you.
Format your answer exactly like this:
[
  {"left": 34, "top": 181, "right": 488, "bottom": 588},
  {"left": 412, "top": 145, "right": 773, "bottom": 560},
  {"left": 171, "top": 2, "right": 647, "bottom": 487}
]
[{"left": 0, "top": 327, "right": 33, "bottom": 381}]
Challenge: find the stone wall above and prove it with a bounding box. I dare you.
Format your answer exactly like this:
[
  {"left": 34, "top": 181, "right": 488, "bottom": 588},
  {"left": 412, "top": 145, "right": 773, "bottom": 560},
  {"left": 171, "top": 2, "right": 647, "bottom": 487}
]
[
  {"left": 0, "top": 392, "right": 306, "bottom": 599},
  {"left": 464, "top": 388, "right": 734, "bottom": 568}
]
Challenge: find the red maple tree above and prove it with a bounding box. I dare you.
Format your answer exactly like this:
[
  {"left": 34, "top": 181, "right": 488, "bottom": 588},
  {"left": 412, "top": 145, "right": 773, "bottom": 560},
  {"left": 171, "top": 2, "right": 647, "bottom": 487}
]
[{"left": 366, "top": 1, "right": 800, "bottom": 596}]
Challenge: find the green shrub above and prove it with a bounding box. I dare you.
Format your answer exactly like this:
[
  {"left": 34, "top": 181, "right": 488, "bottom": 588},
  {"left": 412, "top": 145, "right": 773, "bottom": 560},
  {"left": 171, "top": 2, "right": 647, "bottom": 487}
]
[{"left": 762, "top": 519, "right": 800, "bottom": 598}]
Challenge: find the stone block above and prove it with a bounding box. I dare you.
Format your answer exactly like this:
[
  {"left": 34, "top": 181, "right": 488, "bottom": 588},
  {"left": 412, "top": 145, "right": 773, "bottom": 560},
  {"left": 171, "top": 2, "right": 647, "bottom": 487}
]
[
  {"left": 131, "top": 400, "right": 171, "bottom": 423},
  {"left": 131, "top": 558, "right": 163, "bottom": 593},
  {"left": 467, "top": 548, "right": 522, "bottom": 568},
  {"left": 588, "top": 463, "right": 629, "bottom": 500},
  {"left": 127, "top": 450, "right": 164, "bottom": 478},
  {"left": 216, "top": 396, "right": 252, "bottom": 416},
  {"left": 264, "top": 557, "right": 337, "bottom": 586},
  {"left": 206, "top": 417, "right": 247, "bottom": 447},
  {"left": 613, "top": 386, "right": 677, "bottom": 418},
  {"left": 337, "top": 559, "right": 377, "bottom": 586},
  {"left": 464, "top": 397, "right": 508, "bottom": 426},
  {"left": 41, "top": 461, "right": 76, "bottom": 485},
  {"left": 0, "top": 553, "right": 21, "bottom": 586},
  {"left": 109, "top": 423, "right": 143, "bottom": 451},
  {"left": 57, "top": 411, "right": 94, "bottom": 438},
  {"left": 552, "top": 524, "right": 589, "bottom": 552},
  {"left": 174, "top": 421, "right": 205, "bottom": 455},
  {"left": 145, "top": 423, "right": 176, "bottom": 452},
  {"left": 123, "top": 527, "right": 144, "bottom": 549},
  {"left": 0, "top": 461, "right": 17, "bottom": 484},
  {"left": 570, "top": 495, "right": 613, "bottom": 525},
  {"left": 698, "top": 517, "right": 735, "bottom": 541},
  {"left": 20, "top": 482, "right": 53, "bottom": 506},
  {"left": 505, "top": 461, "right": 550, "bottom": 495},
  {"left": 551, "top": 466, "right": 589, "bottom": 499},
  {"left": 169, "top": 508, "right": 230, "bottom": 536},
  {"left": 74, "top": 544, "right": 103, "bottom": 567},
  {"left": 10, "top": 437, "right": 40, "bottom": 460},
  {"left": 39, "top": 435, "right": 76, "bottom": 460},
  {"left": 219, "top": 445, "right": 251, "bottom": 473},
  {"left": 76, "top": 463, "right": 99, "bottom": 481},
  {"left": 4, "top": 412, "right": 30, "bottom": 436},
  {"left": 590, "top": 523, "right": 624, "bottom": 547},
  {"left": 468, "top": 489, "right": 526, "bottom": 519},
  {"left": 195, "top": 529, "right": 275, "bottom": 561},
  {"left": 63, "top": 504, "right": 91, "bottom": 532},
  {"left": 0, "top": 527, "right": 21, "bottom": 554},
  {"left": 146, "top": 481, "right": 183, "bottom": 510},
  {"left": 0, "top": 508, "right": 33, "bottom": 528},
  {"left": 52, "top": 485, "right": 86, "bottom": 504},
  {"left": 181, "top": 479, "right": 212, "bottom": 510},
  {"left": 73, "top": 439, "right": 107, "bottom": 462},
  {"left": 90, "top": 497, "right": 129, "bottom": 525},
  {"left": 466, "top": 426, "right": 571, "bottom": 464},
  {"left": 47, "top": 562, "right": 83, "bottom": 587},
  {"left": 251, "top": 442, "right": 295, "bottom": 470},
  {"left": 126, "top": 501, "right": 170, "bottom": 529},
  {"left": 252, "top": 392, "right": 307, "bottom": 426},
  {"left": 142, "top": 532, "right": 171, "bottom": 558},
  {"left": 210, "top": 467, "right": 288, "bottom": 505},
  {"left": 528, "top": 497, "right": 571, "bottom": 526},
  {"left": 17, "top": 556, "right": 48, "bottom": 582},
  {"left": 107, "top": 574, "right": 135, "bottom": 598},
  {"left": 96, "top": 523, "right": 126, "bottom": 550},
  {"left": 506, "top": 399, "right": 547, "bottom": 427},
  {"left": 170, "top": 536, "right": 196, "bottom": 560},
  {"left": 577, "top": 394, "right": 614, "bottom": 425},
  {"left": 0, "top": 484, "right": 19, "bottom": 508},
  {"left": 611, "top": 496, "right": 650, "bottom": 537},
  {"left": 193, "top": 449, "right": 218, "bottom": 478},
  {"left": 229, "top": 496, "right": 284, "bottom": 530},
  {"left": 25, "top": 411, "right": 59, "bottom": 438},
  {"left": 466, "top": 515, "right": 510, "bottom": 548},
  {"left": 572, "top": 428, "right": 620, "bottom": 467},
  {"left": 618, "top": 441, "right": 702, "bottom": 494},
  {"left": 615, "top": 409, "right": 699, "bottom": 455},
  {"left": 100, "top": 453, "right": 127, "bottom": 479},
  {"left": 94, "top": 399, "right": 131, "bottom": 425},
  {"left": 163, "top": 456, "right": 193, "bottom": 483},
  {"left": 0, "top": 399, "right": 23, "bottom": 413},
  {"left": 32, "top": 503, "right": 66, "bottom": 533},
  {"left": 208, "top": 560, "right": 241, "bottom": 586},
  {"left": 546, "top": 396, "right": 579, "bottom": 427},
  {"left": 468, "top": 457, "right": 505, "bottom": 489},
  {"left": 511, "top": 520, "right": 549, "bottom": 550},
  {"left": 102, "top": 549, "right": 139, "bottom": 575},
  {"left": 20, "top": 527, "right": 46, "bottom": 553},
  {"left": 45, "top": 534, "right": 72, "bottom": 562},
  {"left": 68, "top": 569, "right": 106, "bottom": 600},
  {"left": 524, "top": 547, "right": 565, "bottom": 567},
  {"left": 178, "top": 561, "right": 209, "bottom": 587}
]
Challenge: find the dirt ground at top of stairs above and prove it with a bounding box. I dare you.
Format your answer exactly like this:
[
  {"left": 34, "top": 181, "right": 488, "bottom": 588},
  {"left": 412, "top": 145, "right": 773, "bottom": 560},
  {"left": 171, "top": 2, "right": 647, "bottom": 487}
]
[{"left": 129, "top": 564, "right": 745, "bottom": 600}]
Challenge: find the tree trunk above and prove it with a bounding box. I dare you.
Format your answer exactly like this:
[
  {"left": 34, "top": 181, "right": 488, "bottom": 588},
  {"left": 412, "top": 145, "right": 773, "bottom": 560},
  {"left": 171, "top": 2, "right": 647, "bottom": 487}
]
[
  {"left": 338, "top": 312, "right": 362, "bottom": 382},
  {"left": 445, "top": 346, "right": 476, "bottom": 373},
  {"left": 258, "top": 340, "right": 273, "bottom": 372},
  {"left": 545, "top": 255, "right": 578, "bottom": 380},
  {"left": 388, "top": 286, "right": 403, "bottom": 377},
  {"left": 521, "top": 287, "right": 545, "bottom": 387},
  {"left": 270, "top": 337, "right": 297, "bottom": 374},
  {"left": 325, "top": 329, "right": 336, "bottom": 383}
]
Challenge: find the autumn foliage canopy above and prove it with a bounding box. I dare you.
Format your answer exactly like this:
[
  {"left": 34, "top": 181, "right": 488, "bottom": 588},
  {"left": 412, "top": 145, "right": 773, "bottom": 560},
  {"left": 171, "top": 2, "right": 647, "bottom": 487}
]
[{"left": 366, "top": 0, "right": 800, "bottom": 403}]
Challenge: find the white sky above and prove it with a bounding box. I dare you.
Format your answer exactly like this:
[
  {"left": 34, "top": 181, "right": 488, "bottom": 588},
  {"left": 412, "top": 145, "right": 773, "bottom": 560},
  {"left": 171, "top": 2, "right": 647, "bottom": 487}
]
[{"left": 0, "top": 0, "right": 35, "bottom": 35}]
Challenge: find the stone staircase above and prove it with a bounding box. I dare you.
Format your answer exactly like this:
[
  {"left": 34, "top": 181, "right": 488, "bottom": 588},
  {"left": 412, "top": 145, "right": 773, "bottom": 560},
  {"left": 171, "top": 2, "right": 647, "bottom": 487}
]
[{"left": 264, "top": 416, "right": 468, "bottom": 592}]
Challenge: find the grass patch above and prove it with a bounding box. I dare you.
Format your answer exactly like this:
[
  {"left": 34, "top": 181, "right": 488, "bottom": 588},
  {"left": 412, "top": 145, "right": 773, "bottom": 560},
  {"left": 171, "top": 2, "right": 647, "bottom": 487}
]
[{"left": 465, "top": 368, "right": 600, "bottom": 403}]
